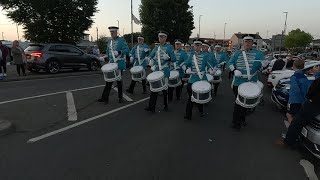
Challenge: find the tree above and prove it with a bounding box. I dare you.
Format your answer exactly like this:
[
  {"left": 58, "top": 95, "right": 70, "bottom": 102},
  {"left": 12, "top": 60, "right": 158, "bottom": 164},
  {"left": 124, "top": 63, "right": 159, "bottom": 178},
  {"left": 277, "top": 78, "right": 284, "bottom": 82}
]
[
  {"left": 139, "top": 0, "right": 194, "bottom": 44},
  {"left": 96, "top": 36, "right": 108, "bottom": 54},
  {"left": 284, "top": 29, "right": 313, "bottom": 49},
  {"left": 0, "top": 0, "right": 98, "bottom": 44},
  {"left": 123, "top": 32, "right": 142, "bottom": 47}
]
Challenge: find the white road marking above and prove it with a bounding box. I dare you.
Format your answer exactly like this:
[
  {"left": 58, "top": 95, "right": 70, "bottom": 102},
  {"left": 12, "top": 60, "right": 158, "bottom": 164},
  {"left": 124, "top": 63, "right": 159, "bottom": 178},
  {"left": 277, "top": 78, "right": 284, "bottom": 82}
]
[
  {"left": 112, "top": 87, "right": 133, "bottom": 102},
  {"left": 0, "top": 85, "right": 105, "bottom": 105},
  {"left": 300, "top": 159, "right": 319, "bottom": 180},
  {"left": 66, "top": 92, "right": 77, "bottom": 121},
  {"left": 27, "top": 97, "right": 150, "bottom": 143}
]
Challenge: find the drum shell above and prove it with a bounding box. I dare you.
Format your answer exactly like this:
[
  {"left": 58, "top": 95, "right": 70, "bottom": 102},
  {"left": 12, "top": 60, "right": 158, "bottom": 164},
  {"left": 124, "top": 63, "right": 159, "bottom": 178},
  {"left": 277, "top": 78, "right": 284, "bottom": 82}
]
[
  {"left": 191, "top": 81, "right": 212, "bottom": 104},
  {"left": 147, "top": 71, "right": 168, "bottom": 92}
]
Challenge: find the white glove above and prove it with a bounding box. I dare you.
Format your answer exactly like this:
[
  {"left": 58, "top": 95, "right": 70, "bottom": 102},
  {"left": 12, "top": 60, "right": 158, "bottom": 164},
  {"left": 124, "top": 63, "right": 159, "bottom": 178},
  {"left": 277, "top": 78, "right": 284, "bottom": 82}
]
[
  {"left": 215, "top": 69, "right": 222, "bottom": 76},
  {"left": 130, "top": 57, "right": 134, "bottom": 63},
  {"left": 144, "top": 48, "right": 149, "bottom": 53},
  {"left": 234, "top": 70, "right": 242, "bottom": 77},
  {"left": 151, "top": 65, "right": 156, "bottom": 72},
  {"left": 149, "top": 58, "right": 153, "bottom": 66},
  {"left": 186, "top": 68, "right": 192, "bottom": 74},
  {"left": 209, "top": 69, "right": 216, "bottom": 75},
  {"left": 261, "top": 60, "right": 269, "bottom": 68},
  {"left": 229, "top": 65, "right": 235, "bottom": 71},
  {"left": 181, "top": 65, "right": 187, "bottom": 71},
  {"left": 113, "top": 51, "right": 119, "bottom": 57}
]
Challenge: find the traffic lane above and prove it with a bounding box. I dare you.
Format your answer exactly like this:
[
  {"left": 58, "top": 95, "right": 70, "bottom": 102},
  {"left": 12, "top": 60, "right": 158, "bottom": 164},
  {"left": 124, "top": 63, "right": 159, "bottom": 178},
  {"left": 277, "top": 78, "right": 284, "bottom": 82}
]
[{"left": 0, "top": 78, "right": 307, "bottom": 179}]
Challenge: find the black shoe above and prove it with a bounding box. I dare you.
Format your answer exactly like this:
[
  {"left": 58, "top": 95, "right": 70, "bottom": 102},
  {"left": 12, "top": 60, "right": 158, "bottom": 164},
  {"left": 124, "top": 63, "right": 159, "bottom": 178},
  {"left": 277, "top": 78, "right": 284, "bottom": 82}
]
[
  {"left": 241, "top": 121, "right": 248, "bottom": 127},
  {"left": 200, "top": 112, "right": 205, "bottom": 117},
  {"left": 119, "top": 99, "right": 123, "bottom": 103},
  {"left": 184, "top": 115, "right": 192, "bottom": 121},
  {"left": 144, "top": 107, "right": 155, "bottom": 112},
  {"left": 126, "top": 89, "right": 133, "bottom": 94},
  {"left": 163, "top": 105, "right": 168, "bottom": 111},
  {"left": 98, "top": 99, "right": 104, "bottom": 102},
  {"left": 231, "top": 124, "right": 241, "bottom": 130}
]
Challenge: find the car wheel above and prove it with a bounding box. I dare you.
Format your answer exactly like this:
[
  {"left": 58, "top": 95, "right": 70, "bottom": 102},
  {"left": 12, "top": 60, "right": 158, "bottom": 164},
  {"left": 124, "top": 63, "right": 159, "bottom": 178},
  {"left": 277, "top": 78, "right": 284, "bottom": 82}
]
[
  {"left": 46, "top": 60, "right": 60, "bottom": 74},
  {"left": 88, "top": 60, "right": 99, "bottom": 71}
]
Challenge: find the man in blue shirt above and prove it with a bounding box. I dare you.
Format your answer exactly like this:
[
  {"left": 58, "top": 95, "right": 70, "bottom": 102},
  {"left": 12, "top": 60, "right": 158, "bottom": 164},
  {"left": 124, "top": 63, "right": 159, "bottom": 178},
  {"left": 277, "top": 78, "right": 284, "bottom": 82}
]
[
  {"left": 126, "top": 35, "right": 149, "bottom": 94},
  {"left": 98, "top": 26, "right": 129, "bottom": 104},
  {"left": 144, "top": 31, "right": 176, "bottom": 113},
  {"left": 227, "top": 34, "right": 265, "bottom": 130}
]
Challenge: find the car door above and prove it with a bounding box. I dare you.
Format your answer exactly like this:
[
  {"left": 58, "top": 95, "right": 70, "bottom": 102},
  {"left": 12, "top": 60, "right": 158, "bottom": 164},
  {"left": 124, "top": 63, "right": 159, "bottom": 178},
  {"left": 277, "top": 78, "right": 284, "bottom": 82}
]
[
  {"left": 65, "top": 46, "right": 86, "bottom": 66},
  {"left": 52, "top": 45, "right": 73, "bottom": 67}
]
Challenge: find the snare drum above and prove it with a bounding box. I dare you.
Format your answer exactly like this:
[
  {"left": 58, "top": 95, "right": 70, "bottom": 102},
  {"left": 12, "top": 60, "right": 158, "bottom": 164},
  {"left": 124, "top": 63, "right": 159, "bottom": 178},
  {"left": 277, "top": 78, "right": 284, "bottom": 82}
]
[
  {"left": 147, "top": 71, "right": 168, "bottom": 92},
  {"left": 130, "top": 66, "right": 145, "bottom": 81},
  {"left": 213, "top": 69, "right": 222, "bottom": 83},
  {"left": 236, "top": 82, "right": 262, "bottom": 108},
  {"left": 101, "top": 63, "right": 121, "bottom": 82},
  {"left": 191, "top": 81, "right": 212, "bottom": 104},
  {"left": 168, "top": 71, "right": 181, "bottom": 87}
]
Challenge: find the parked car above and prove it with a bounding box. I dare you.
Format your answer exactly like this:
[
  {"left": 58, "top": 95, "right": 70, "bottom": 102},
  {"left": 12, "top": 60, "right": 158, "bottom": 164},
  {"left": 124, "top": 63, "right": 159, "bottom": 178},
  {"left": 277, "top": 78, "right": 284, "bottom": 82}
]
[
  {"left": 301, "top": 114, "right": 320, "bottom": 159},
  {"left": 25, "top": 44, "right": 101, "bottom": 74},
  {"left": 267, "top": 60, "right": 320, "bottom": 87}
]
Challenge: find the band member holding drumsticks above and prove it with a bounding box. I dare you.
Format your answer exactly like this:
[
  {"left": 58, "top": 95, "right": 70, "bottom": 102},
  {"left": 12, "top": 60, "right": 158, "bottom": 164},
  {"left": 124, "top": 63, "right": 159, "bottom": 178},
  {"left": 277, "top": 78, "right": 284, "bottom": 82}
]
[
  {"left": 212, "top": 44, "right": 229, "bottom": 96},
  {"left": 126, "top": 35, "right": 150, "bottom": 94},
  {"left": 98, "top": 26, "right": 129, "bottom": 104},
  {"left": 202, "top": 42, "right": 218, "bottom": 96},
  {"left": 227, "top": 34, "right": 264, "bottom": 130},
  {"left": 184, "top": 39, "right": 211, "bottom": 121},
  {"left": 144, "top": 31, "right": 176, "bottom": 113},
  {"left": 168, "top": 39, "right": 188, "bottom": 102}
]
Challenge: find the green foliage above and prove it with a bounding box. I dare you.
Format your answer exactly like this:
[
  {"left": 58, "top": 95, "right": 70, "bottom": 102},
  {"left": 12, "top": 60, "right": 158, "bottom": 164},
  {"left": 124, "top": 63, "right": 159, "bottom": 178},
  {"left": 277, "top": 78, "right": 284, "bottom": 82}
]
[
  {"left": 284, "top": 28, "right": 313, "bottom": 49},
  {"left": 123, "top": 32, "right": 142, "bottom": 47},
  {"left": 96, "top": 36, "right": 108, "bottom": 53},
  {"left": 139, "top": 0, "right": 194, "bottom": 44},
  {"left": 0, "top": 0, "right": 98, "bottom": 43}
]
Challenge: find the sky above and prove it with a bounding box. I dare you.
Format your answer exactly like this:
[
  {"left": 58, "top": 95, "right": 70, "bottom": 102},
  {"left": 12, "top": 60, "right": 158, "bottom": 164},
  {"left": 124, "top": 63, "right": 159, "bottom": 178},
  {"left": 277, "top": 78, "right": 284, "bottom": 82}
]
[{"left": 0, "top": 0, "right": 320, "bottom": 41}]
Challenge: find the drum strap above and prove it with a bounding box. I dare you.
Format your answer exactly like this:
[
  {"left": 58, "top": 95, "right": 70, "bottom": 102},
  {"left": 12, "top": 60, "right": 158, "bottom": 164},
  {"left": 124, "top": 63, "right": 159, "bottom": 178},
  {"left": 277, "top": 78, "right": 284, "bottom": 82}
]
[
  {"left": 193, "top": 54, "right": 203, "bottom": 79},
  {"left": 137, "top": 45, "right": 141, "bottom": 65},
  {"left": 110, "top": 40, "right": 117, "bottom": 62},
  {"left": 157, "top": 47, "right": 162, "bottom": 70},
  {"left": 242, "top": 51, "right": 252, "bottom": 80}
]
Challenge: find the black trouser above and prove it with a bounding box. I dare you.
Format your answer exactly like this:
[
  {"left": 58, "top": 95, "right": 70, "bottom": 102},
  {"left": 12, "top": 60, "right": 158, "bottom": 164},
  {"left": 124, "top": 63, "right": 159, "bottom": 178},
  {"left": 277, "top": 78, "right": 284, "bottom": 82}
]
[
  {"left": 168, "top": 80, "right": 184, "bottom": 101},
  {"left": 148, "top": 90, "right": 168, "bottom": 111},
  {"left": 285, "top": 101, "right": 320, "bottom": 146},
  {"left": 213, "top": 82, "right": 220, "bottom": 96},
  {"left": 222, "top": 63, "right": 226, "bottom": 71},
  {"left": 101, "top": 80, "right": 123, "bottom": 101},
  {"left": 128, "top": 79, "right": 147, "bottom": 93},
  {"left": 16, "top": 64, "right": 25, "bottom": 75},
  {"left": 229, "top": 70, "right": 234, "bottom": 79},
  {"left": 185, "top": 83, "right": 203, "bottom": 118},
  {"left": 0, "top": 60, "right": 7, "bottom": 74},
  {"left": 232, "top": 86, "right": 247, "bottom": 126}
]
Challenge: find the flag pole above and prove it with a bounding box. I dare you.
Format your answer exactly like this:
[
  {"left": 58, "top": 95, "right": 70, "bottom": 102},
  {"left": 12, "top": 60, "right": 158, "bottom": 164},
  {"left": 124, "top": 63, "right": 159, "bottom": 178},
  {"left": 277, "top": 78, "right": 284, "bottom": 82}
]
[{"left": 131, "top": 0, "right": 134, "bottom": 48}]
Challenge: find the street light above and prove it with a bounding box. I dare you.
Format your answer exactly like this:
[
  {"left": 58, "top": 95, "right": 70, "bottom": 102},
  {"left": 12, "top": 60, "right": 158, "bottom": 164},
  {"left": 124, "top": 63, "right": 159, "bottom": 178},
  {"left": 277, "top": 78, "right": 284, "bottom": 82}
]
[
  {"left": 279, "top": 11, "right": 288, "bottom": 54},
  {"left": 116, "top": 20, "right": 120, "bottom": 29},
  {"left": 198, "top": 15, "right": 203, "bottom": 38},
  {"left": 223, "top": 23, "right": 227, "bottom": 48}
]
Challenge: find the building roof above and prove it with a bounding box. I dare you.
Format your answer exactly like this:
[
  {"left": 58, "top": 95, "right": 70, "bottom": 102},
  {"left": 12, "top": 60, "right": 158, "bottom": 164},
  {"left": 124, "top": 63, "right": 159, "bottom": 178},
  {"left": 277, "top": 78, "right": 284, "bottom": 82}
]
[
  {"left": 313, "top": 39, "right": 320, "bottom": 43},
  {"left": 263, "top": 39, "right": 272, "bottom": 44},
  {"left": 234, "top": 33, "right": 263, "bottom": 40}
]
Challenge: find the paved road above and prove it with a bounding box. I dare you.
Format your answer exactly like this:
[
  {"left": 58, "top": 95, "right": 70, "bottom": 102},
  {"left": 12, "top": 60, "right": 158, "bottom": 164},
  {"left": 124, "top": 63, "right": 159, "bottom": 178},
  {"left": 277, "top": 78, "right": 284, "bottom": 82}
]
[{"left": 0, "top": 70, "right": 319, "bottom": 179}]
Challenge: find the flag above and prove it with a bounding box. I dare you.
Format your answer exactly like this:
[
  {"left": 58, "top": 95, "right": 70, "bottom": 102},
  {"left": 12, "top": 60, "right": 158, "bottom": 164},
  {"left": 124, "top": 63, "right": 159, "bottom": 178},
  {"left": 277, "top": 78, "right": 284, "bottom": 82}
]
[{"left": 132, "top": 14, "right": 141, "bottom": 25}]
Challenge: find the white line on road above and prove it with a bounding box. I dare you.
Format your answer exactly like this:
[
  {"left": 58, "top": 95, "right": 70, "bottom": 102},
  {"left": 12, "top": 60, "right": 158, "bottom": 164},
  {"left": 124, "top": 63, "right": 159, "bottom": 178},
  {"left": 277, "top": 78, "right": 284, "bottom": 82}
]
[
  {"left": 27, "top": 97, "right": 150, "bottom": 143},
  {"left": 0, "top": 85, "right": 105, "bottom": 105},
  {"left": 112, "top": 87, "right": 133, "bottom": 102},
  {"left": 300, "top": 159, "right": 319, "bottom": 180},
  {"left": 66, "top": 91, "right": 77, "bottom": 121}
]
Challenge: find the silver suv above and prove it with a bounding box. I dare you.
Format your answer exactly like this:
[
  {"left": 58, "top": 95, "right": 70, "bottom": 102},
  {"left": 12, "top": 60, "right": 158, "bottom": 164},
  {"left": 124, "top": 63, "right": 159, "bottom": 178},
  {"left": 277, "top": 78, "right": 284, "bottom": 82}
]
[{"left": 25, "top": 44, "right": 101, "bottom": 74}]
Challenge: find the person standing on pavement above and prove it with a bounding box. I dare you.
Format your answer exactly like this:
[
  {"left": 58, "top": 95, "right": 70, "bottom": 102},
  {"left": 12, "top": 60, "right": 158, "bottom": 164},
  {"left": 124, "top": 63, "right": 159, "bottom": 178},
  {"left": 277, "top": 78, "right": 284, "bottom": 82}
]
[
  {"left": 0, "top": 41, "right": 9, "bottom": 78},
  {"left": 126, "top": 35, "right": 149, "bottom": 94},
  {"left": 92, "top": 45, "right": 100, "bottom": 57},
  {"left": 227, "top": 35, "right": 265, "bottom": 130},
  {"left": 98, "top": 26, "right": 129, "bottom": 104},
  {"left": 167, "top": 39, "right": 188, "bottom": 102},
  {"left": 11, "top": 40, "right": 27, "bottom": 76},
  {"left": 184, "top": 39, "right": 211, "bottom": 121},
  {"left": 144, "top": 31, "right": 176, "bottom": 113}
]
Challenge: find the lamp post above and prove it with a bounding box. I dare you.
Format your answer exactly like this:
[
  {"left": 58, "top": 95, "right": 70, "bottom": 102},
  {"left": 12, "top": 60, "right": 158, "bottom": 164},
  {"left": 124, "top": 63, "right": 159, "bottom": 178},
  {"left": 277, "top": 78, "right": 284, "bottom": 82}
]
[
  {"left": 223, "top": 23, "right": 227, "bottom": 48},
  {"left": 198, "top": 15, "right": 203, "bottom": 38},
  {"left": 116, "top": 20, "right": 120, "bottom": 29},
  {"left": 279, "top": 11, "right": 288, "bottom": 54}
]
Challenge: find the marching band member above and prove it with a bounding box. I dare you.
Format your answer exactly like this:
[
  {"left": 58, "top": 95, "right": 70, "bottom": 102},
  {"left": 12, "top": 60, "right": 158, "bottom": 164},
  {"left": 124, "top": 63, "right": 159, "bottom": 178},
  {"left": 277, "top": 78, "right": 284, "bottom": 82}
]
[
  {"left": 184, "top": 39, "right": 211, "bottom": 121},
  {"left": 126, "top": 35, "right": 149, "bottom": 94},
  {"left": 212, "top": 44, "right": 229, "bottom": 96},
  {"left": 202, "top": 42, "right": 218, "bottom": 96},
  {"left": 184, "top": 43, "right": 193, "bottom": 58},
  {"left": 98, "top": 26, "right": 129, "bottom": 104},
  {"left": 144, "top": 31, "right": 176, "bottom": 112},
  {"left": 227, "top": 34, "right": 264, "bottom": 130},
  {"left": 168, "top": 39, "right": 188, "bottom": 102}
]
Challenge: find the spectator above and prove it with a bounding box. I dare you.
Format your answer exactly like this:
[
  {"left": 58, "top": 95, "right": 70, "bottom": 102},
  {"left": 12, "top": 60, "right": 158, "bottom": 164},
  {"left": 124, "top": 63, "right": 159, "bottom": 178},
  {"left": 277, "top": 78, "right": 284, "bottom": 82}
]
[
  {"left": 92, "top": 45, "right": 100, "bottom": 57},
  {"left": 285, "top": 54, "right": 294, "bottom": 69},
  {"left": 271, "top": 58, "right": 286, "bottom": 71},
  {"left": 0, "top": 41, "right": 9, "bottom": 78},
  {"left": 11, "top": 40, "right": 26, "bottom": 76},
  {"left": 286, "top": 59, "right": 311, "bottom": 124}
]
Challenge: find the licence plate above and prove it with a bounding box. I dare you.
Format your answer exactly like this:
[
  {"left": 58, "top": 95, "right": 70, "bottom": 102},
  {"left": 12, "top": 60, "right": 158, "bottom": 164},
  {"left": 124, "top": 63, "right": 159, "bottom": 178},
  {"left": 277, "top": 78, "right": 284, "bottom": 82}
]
[{"left": 301, "top": 127, "right": 308, "bottom": 138}]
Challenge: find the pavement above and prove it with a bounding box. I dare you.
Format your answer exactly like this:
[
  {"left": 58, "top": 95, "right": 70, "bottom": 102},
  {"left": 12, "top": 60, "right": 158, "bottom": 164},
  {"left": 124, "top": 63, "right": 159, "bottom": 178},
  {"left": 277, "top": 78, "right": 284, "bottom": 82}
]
[{"left": 0, "top": 69, "right": 319, "bottom": 179}]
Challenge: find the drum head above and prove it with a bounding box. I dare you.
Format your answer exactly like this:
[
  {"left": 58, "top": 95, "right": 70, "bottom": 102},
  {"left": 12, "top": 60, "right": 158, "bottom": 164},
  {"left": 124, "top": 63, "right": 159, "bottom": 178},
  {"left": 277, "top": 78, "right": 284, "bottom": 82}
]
[
  {"left": 147, "top": 71, "right": 164, "bottom": 81},
  {"left": 257, "top": 81, "right": 264, "bottom": 89},
  {"left": 169, "top": 71, "right": 179, "bottom": 80},
  {"left": 206, "top": 74, "right": 213, "bottom": 82},
  {"left": 192, "top": 81, "right": 211, "bottom": 93},
  {"left": 238, "top": 82, "right": 260, "bottom": 98},
  {"left": 102, "top": 63, "right": 118, "bottom": 72},
  {"left": 130, "top": 66, "right": 143, "bottom": 73}
]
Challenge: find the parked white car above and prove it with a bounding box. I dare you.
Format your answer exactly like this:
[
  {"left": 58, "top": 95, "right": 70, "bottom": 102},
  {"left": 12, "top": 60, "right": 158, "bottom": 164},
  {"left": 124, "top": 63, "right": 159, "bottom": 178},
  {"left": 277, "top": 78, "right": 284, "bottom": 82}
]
[{"left": 267, "top": 60, "right": 320, "bottom": 87}]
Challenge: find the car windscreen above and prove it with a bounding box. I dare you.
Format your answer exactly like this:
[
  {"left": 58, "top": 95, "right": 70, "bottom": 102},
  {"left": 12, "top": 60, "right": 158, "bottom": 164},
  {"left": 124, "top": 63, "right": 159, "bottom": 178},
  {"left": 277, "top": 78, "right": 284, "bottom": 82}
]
[{"left": 25, "top": 45, "right": 44, "bottom": 52}]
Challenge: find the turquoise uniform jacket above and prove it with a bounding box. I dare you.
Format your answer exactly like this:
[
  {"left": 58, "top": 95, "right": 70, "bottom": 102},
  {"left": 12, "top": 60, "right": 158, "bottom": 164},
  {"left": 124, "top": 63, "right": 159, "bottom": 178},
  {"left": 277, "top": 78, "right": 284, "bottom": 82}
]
[
  {"left": 185, "top": 51, "right": 210, "bottom": 84},
  {"left": 106, "top": 37, "right": 129, "bottom": 70},
  {"left": 130, "top": 43, "right": 149, "bottom": 69}
]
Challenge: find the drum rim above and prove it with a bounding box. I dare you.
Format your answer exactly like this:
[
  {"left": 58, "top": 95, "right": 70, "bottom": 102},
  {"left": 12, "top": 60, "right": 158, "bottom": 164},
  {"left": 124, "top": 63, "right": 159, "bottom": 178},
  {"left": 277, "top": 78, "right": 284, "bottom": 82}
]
[
  {"left": 130, "top": 65, "right": 144, "bottom": 73},
  {"left": 147, "top": 71, "right": 165, "bottom": 81},
  {"left": 238, "top": 82, "right": 261, "bottom": 98},
  {"left": 192, "top": 81, "right": 212, "bottom": 93},
  {"left": 102, "top": 63, "right": 118, "bottom": 72}
]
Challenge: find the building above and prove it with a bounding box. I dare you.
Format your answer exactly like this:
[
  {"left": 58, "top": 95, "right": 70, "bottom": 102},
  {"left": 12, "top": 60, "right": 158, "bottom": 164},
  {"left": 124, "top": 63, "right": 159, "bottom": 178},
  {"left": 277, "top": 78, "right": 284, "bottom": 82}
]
[
  {"left": 271, "top": 34, "right": 286, "bottom": 51},
  {"left": 230, "top": 32, "right": 263, "bottom": 50},
  {"left": 262, "top": 39, "right": 272, "bottom": 51},
  {"left": 310, "top": 39, "right": 320, "bottom": 51}
]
